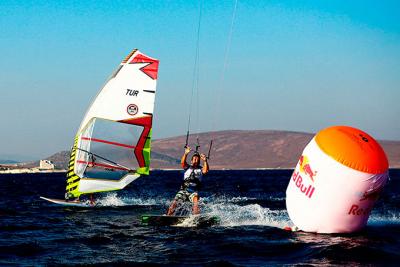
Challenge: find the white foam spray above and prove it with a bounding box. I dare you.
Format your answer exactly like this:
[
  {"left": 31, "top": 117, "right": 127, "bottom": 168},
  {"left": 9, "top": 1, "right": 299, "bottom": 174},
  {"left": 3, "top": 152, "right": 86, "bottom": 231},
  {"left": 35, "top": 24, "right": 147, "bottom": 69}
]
[
  {"left": 92, "top": 193, "right": 291, "bottom": 228},
  {"left": 94, "top": 193, "right": 163, "bottom": 207},
  {"left": 177, "top": 195, "right": 290, "bottom": 228}
]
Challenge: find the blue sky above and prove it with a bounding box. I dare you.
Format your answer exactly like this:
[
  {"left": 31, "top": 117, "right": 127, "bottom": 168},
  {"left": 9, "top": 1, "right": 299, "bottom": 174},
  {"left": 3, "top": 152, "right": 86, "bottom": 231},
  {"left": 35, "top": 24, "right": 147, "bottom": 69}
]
[{"left": 1, "top": 0, "right": 399, "bottom": 159}]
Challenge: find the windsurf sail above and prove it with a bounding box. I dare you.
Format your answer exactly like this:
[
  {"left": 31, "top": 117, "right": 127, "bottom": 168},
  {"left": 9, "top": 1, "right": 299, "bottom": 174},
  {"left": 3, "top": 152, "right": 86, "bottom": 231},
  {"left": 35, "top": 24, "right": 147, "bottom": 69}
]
[{"left": 65, "top": 49, "right": 159, "bottom": 199}]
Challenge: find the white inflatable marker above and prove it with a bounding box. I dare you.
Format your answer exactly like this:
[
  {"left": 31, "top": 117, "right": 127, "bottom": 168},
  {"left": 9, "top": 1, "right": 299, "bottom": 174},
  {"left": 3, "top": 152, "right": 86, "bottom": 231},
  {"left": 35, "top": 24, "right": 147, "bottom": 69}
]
[{"left": 286, "top": 126, "right": 389, "bottom": 234}]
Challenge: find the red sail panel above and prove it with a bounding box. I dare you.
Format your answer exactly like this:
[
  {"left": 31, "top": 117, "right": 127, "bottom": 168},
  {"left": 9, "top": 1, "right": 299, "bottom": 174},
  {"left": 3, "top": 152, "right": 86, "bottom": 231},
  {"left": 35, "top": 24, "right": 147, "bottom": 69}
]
[
  {"left": 119, "top": 116, "right": 152, "bottom": 168},
  {"left": 129, "top": 54, "right": 159, "bottom": 80}
]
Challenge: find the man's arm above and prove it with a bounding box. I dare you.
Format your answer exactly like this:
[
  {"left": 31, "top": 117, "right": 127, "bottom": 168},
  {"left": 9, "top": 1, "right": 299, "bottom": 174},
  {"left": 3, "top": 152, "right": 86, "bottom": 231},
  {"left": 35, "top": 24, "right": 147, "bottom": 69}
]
[
  {"left": 200, "top": 154, "right": 209, "bottom": 175},
  {"left": 181, "top": 147, "right": 191, "bottom": 169}
]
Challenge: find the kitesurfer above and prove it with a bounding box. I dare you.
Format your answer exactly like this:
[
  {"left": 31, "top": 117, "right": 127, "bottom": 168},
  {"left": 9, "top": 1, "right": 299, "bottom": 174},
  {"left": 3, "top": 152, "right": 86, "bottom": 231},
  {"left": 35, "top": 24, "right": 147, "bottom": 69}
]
[{"left": 166, "top": 146, "right": 209, "bottom": 215}]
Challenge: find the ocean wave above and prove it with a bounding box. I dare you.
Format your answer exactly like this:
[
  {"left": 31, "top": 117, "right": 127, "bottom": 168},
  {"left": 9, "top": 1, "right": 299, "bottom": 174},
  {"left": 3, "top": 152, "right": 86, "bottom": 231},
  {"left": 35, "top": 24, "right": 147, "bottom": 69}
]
[
  {"left": 0, "top": 242, "right": 46, "bottom": 257},
  {"left": 368, "top": 210, "right": 400, "bottom": 225}
]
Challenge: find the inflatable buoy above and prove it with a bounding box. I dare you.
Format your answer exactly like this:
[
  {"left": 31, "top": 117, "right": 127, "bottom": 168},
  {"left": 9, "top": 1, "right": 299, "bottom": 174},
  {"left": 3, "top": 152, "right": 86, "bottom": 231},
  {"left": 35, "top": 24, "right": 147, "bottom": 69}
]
[{"left": 286, "top": 126, "right": 389, "bottom": 233}]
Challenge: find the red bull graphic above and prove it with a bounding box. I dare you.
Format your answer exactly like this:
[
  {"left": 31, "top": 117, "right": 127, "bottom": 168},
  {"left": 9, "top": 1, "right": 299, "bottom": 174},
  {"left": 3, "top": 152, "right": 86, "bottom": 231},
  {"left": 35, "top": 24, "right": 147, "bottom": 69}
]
[
  {"left": 359, "top": 188, "right": 382, "bottom": 202},
  {"left": 299, "top": 155, "right": 317, "bottom": 182},
  {"left": 360, "top": 185, "right": 383, "bottom": 201},
  {"left": 291, "top": 171, "right": 315, "bottom": 198}
]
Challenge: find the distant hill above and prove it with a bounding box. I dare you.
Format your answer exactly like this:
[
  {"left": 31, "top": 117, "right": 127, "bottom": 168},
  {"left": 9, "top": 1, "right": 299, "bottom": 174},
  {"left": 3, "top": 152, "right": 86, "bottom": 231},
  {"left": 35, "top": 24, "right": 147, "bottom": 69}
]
[
  {"left": 32, "top": 130, "right": 400, "bottom": 170},
  {"left": 0, "top": 159, "right": 20, "bottom": 164},
  {"left": 151, "top": 130, "right": 315, "bottom": 169},
  {"left": 45, "top": 151, "right": 71, "bottom": 169},
  {"left": 7, "top": 151, "right": 71, "bottom": 170}
]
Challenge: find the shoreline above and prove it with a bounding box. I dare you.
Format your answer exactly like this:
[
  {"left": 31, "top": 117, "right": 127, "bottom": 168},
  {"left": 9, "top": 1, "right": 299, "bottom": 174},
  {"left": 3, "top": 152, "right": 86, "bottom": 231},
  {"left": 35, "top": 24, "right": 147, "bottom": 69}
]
[
  {"left": 1, "top": 168, "right": 399, "bottom": 175},
  {"left": 0, "top": 169, "right": 67, "bottom": 174},
  {"left": 0, "top": 168, "right": 293, "bottom": 174}
]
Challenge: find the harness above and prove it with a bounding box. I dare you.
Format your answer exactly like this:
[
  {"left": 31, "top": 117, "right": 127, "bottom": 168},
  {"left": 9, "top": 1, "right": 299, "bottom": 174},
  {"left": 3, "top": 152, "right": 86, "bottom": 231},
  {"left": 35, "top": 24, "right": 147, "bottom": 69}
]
[{"left": 181, "top": 167, "right": 202, "bottom": 192}]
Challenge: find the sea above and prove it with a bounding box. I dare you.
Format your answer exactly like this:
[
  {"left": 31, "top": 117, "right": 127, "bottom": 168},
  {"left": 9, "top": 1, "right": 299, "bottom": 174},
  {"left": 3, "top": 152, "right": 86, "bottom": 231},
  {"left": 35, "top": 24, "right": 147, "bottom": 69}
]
[{"left": 1, "top": 169, "right": 399, "bottom": 266}]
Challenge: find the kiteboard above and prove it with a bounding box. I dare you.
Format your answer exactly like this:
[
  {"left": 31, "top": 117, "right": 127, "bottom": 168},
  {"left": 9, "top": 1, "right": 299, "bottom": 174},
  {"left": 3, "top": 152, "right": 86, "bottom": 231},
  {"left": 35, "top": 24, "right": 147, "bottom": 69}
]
[
  {"left": 40, "top": 196, "right": 94, "bottom": 207},
  {"left": 141, "top": 214, "right": 220, "bottom": 227}
]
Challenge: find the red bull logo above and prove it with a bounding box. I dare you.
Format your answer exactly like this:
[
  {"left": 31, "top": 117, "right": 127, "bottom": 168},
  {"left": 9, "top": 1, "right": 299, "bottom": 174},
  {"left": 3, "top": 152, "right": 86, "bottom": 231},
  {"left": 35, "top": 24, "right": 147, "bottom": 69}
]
[
  {"left": 359, "top": 188, "right": 382, "bottom": 202},
  {"left": 291, "top": 171, "right": 315, "bottom": 199},
  {"left": 299, "top": 155, "right": 317, "bottom": 182}
]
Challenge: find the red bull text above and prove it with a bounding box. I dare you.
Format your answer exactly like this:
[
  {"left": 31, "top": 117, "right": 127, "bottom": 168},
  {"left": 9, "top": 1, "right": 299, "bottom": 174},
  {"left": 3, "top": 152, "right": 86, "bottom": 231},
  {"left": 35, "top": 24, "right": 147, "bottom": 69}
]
[
  {"left": 291, "top": 171, "right": 315, "bottom": 198},
  {"left": 348, "top": 204, "right": 373, "bottom": 216}
]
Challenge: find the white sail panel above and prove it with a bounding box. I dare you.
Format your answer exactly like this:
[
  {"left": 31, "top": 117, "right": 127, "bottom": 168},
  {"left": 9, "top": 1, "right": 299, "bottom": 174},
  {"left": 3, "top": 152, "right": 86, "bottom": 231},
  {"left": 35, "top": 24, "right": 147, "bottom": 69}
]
[
  {"left": 79, "top": 51, "right": 158, "bottom": 131},
  {"left": 75, "top": 119, "right": 95, "bottom": 177}
]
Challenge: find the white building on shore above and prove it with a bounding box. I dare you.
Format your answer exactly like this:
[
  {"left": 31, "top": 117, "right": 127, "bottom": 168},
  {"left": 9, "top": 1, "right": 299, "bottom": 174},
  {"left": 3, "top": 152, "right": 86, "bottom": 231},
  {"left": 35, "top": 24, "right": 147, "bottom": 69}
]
[
  {"left": 0, "top": 159, "right": 65, "bottom": 174},
  {"left": 39, "top": 160, "right": 55, "bottom": 170}
]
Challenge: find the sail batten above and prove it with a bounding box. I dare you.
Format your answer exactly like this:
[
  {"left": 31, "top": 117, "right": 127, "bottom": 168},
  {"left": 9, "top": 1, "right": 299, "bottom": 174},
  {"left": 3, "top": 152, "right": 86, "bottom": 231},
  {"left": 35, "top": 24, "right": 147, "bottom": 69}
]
[
  {"left": 65, "top": 49, "right": 159, "bottom": 199},
  {"left": 76, "top": 161, "right": 131, "bottom": 172},
  {"left": 80, "top": 137, "right": 137, "bottom": 150}
]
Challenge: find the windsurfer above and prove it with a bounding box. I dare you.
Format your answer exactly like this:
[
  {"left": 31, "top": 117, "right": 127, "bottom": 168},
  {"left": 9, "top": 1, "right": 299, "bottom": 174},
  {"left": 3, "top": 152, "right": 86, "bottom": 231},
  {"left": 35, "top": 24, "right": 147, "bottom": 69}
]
[
  {"left": 65, "top": 192, "right": 80, "bottom": 202},
  {"left": 65, "top": 193, "right": 95, "bottom": 205},
  {"left": 166, "top": 146, "right": 209, "bottom": 215}
]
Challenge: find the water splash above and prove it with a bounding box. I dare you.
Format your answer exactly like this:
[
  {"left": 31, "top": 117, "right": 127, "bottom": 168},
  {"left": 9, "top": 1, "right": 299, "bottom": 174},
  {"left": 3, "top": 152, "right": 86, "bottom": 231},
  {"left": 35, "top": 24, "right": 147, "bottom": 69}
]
[
  {"left": 205, "top": 202, "right": 289, "bottom": 228},
  {"left": 93, "top": 193, "right": 290, "bottom": 228},
  {"left": 95, "top": 193, "right": 164, "bottom": 207},
  {"left": 175, "top": 195, "right": 290, "bottom": 228}
]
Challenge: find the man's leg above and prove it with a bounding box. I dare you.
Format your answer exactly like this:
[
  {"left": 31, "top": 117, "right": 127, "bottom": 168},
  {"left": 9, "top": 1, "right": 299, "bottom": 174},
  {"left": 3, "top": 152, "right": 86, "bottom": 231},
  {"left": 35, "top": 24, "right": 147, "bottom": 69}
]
[
  {"left": 167, "top": 200, "right": 177, "bottom": 215},
  {"left": 90, "top": 194, "right": 95, "bottom": 206},
  {"left": 192, "top": 194, "right": 200, "bottom": 215}
]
